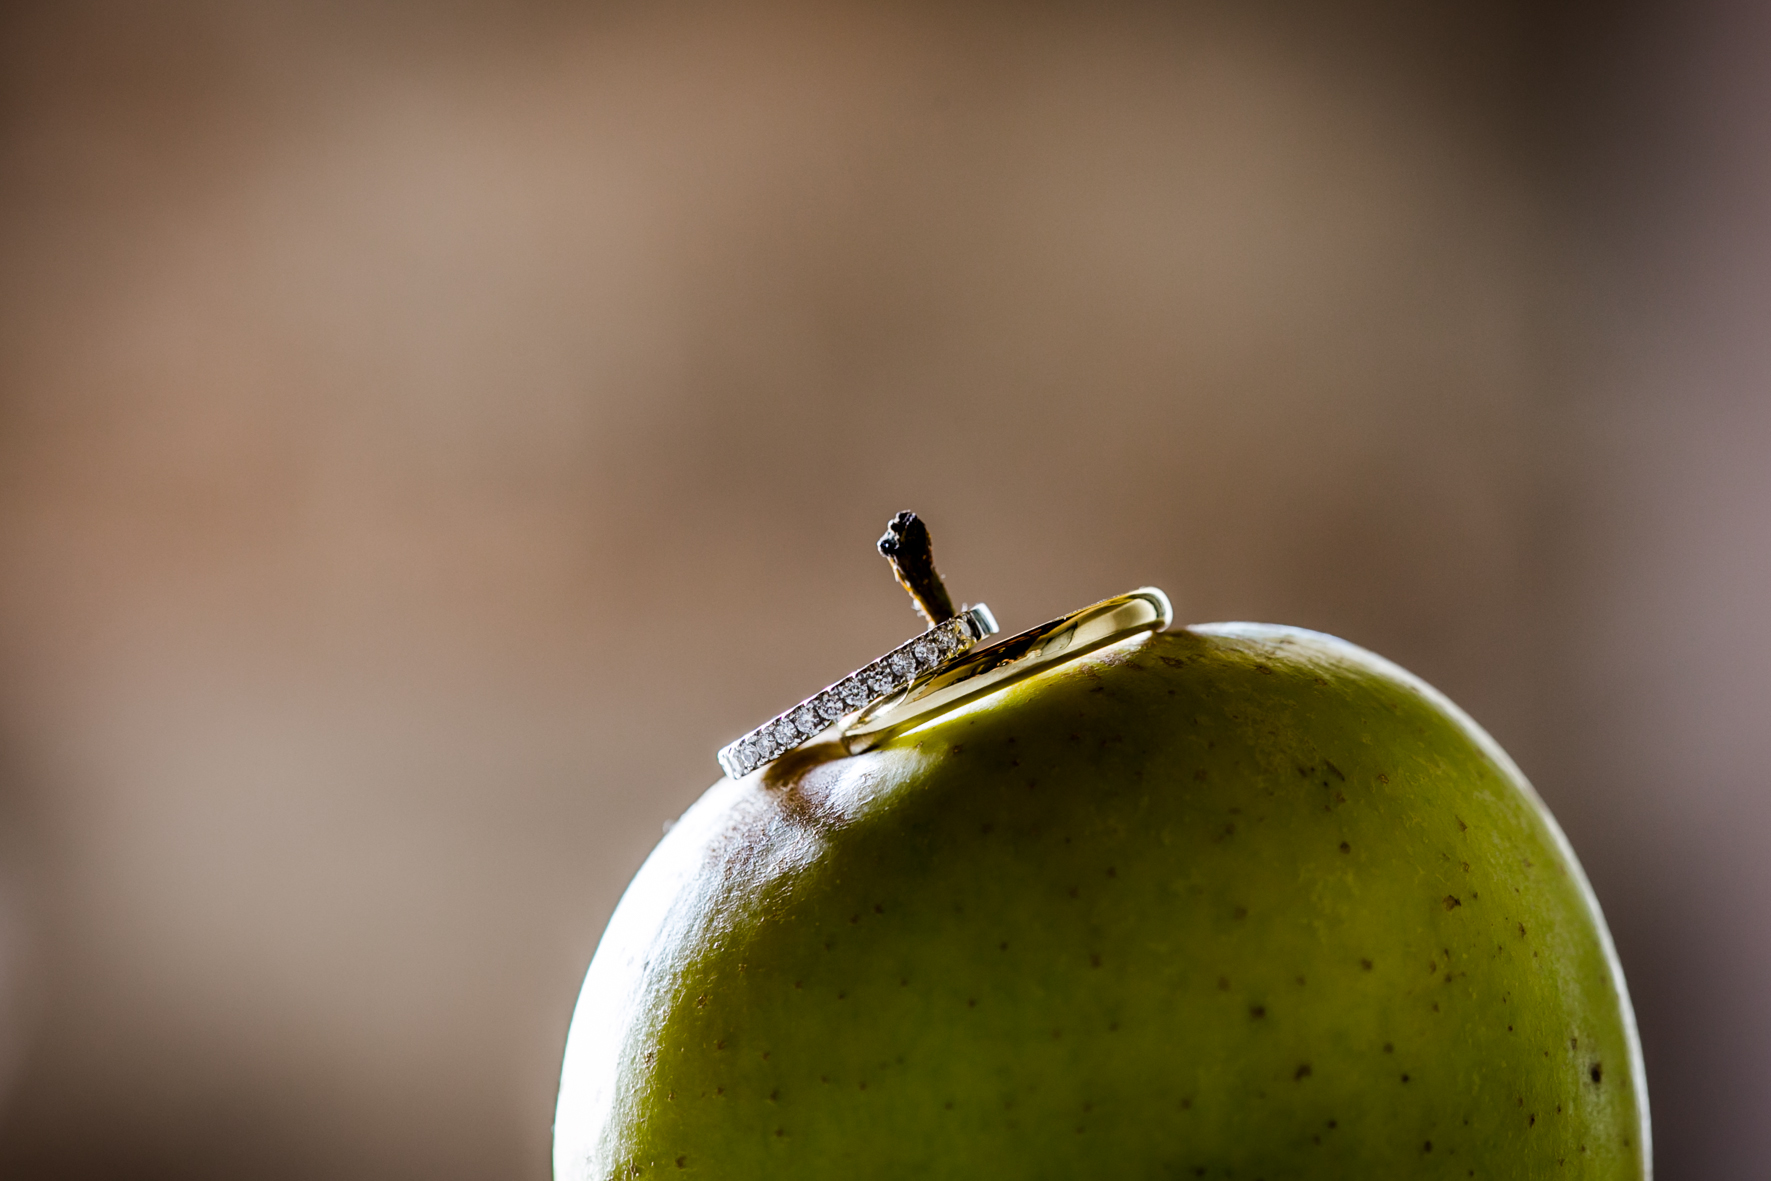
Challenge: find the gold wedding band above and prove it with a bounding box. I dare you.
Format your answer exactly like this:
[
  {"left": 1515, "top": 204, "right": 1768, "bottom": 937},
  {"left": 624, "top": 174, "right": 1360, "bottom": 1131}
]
[{"left": 841, "top": 587, "right": 1173, "bottom": 754}]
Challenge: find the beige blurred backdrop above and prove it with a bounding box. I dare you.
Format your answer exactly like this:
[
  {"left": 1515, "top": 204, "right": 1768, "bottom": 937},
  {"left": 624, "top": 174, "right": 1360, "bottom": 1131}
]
[{"left": 0, "top": 1, "right": 1764, "bottom": 1177}]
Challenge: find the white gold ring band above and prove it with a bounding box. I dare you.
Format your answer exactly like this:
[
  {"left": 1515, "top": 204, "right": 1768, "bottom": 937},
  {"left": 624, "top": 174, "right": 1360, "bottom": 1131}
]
[{"left": 717, "top": 604, "right": 999, "bottom": 779}]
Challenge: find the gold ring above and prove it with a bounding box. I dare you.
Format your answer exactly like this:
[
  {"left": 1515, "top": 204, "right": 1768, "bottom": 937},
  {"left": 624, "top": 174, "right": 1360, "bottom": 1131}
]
[{"left": 841, "top": 587, "right": 1173, "bottom": 754}]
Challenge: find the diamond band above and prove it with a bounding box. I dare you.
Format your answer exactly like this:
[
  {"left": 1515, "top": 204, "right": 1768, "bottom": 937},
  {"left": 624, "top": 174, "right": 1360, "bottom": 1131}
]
[{"left": 717, "top": 605, "right": 998, "bottom": 779}]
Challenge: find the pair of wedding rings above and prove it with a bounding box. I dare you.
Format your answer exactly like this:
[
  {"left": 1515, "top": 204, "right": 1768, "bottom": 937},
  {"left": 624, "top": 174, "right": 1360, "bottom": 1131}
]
[{"left": 717, "top": 587, "right": 1172, "bottom": 779}]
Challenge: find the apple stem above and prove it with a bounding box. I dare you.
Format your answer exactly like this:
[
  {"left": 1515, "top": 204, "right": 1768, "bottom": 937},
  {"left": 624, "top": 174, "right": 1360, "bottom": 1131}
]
[{"left": 878, "top": 511, "right": 957, "bottom": 627}]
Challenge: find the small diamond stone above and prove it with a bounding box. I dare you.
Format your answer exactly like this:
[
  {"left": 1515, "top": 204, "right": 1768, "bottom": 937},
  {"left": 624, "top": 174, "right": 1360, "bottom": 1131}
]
[
  {"left": 793, "top": 704, "right": 822, "bottom": 737},
  {"left": 911, "top": 638, "right": 936, "bottom": 667},
  {"left": 867, "top": 667, "right": 896, "bottom": 694},
  {"left": 816, "top": 692, "right": 846, "bottom": 722},
  {"left": 772, "top": 719, "right": 800, "bottom": 747},
  {"left": 889, "top": 651, "right": 915, "bottom": 677},
  {"left": 753, "top": 731, "right": 778, "bottom": 760},
  {"left": 841, "top": 679, "right": 870, "bottom": 708}
]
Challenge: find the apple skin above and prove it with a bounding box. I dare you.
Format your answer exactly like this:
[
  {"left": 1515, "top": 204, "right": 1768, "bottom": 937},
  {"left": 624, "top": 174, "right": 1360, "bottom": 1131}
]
[{"left": 555, "top": 623, "right": 1649, "bottom": 1179}]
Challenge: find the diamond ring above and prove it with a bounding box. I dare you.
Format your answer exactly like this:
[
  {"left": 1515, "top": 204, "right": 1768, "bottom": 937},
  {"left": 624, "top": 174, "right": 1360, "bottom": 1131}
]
[{"left": 717, "top": 604, "right": 998, "bottom": 779}]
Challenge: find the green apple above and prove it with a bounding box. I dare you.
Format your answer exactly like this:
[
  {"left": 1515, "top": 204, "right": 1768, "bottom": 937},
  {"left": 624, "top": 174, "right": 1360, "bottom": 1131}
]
[{"left": 555, "top": 623, "right": 1649, "bottom": 1179}]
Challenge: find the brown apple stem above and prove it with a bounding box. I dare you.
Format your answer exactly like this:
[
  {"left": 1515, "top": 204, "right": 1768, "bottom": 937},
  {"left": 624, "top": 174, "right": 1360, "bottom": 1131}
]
[{"left": 877, "top": 511, "right": 958, "bottom": 627}]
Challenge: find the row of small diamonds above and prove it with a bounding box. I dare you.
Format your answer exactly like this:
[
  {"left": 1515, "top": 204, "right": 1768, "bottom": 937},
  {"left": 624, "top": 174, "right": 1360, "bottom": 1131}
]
[{"left": 719, "top": 613, "right": 982, "bottom": 778}]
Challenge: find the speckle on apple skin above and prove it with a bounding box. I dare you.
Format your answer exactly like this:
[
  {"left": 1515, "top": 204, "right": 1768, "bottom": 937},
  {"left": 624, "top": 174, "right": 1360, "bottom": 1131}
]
[{"left": 555, "top": 625, "right": 1648, "bottom": 1180}]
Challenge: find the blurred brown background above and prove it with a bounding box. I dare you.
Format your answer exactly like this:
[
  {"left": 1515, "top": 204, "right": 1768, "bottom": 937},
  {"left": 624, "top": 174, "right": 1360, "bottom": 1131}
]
[{"left": 0, "top": 1, "right": 1765, "bottom": 1177}]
